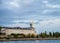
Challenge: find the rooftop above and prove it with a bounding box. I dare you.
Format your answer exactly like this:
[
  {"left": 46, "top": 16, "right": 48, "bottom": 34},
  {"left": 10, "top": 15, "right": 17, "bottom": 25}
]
[{"left": 2, "top": 27, "right": 34, "bottom": 30}]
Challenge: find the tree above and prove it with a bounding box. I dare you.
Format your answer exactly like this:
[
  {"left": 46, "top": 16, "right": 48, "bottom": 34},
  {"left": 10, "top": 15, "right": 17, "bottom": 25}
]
[
  {"left": 13, "top": 34, "right": 18, "bottom": 38},
  {"left": 40, "top": 32, "right": 43, "bottom": 38},
  {"left": 53, "top": 32, "right": 55, "bottom": 37},
  {"left": 11, "top": 33, "right": 26, "bottom": 38},
  {"left": 36, "top": 34, "right": 39, "bottom": 38},
  {"left": 40, "top": 32, "right": 47, "bottom": 38},
  {"left": 0, "top": 26, "right": 2, "bottom": 33},
  {"left": 26, "top": 33, "right": 32, "bottom": 38},
  {"left": 31, "top": 34, "right": 36, "bottom": 38},
  {"left": 45, "top": 31, "right": 47, "bottom": 37},
  {"left": 54, "top": 32, "right": 60, "bottom": 38},
  {"left": 49, "top": 32, "right": 52, "bottom": 37}
]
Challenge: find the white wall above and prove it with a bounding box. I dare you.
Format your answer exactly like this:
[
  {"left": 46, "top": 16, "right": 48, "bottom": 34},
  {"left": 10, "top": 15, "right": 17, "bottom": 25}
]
[{"left": 5, "top": 29, "right": 36, "bottom": 35}]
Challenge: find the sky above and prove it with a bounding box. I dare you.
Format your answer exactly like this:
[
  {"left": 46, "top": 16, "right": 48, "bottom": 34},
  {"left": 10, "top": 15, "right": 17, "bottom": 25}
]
[{"left": 0, "top": 0, "right": 60, "bottom": 33}]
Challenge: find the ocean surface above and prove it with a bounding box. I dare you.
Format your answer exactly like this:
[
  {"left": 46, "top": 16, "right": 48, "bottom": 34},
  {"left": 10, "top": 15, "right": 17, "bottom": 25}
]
[{"left": 0, "top": 40, "right": 60, "bottom": 43}]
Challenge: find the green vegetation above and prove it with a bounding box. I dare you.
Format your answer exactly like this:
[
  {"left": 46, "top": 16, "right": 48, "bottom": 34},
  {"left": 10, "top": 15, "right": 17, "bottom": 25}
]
[
  {"left": 26, "top": 33, "right": 36, "bottom": 38},
  {"left": 49, "top": 32, "right": 52, "bottom": 37},
  {"left": 38, "top": 31, "right": 60, "bottom": 38},
  {"left": 0, "top": 26, "right": 2, "bottom": 33},
  {"left": 11, "top": 33, "right": 26, "bottom": 38}
]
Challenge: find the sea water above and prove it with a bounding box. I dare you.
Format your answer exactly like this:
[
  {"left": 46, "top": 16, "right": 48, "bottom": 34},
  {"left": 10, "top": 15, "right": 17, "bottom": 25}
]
[{"left": 0, "top": 40, "right": 60, "bottom": 43}]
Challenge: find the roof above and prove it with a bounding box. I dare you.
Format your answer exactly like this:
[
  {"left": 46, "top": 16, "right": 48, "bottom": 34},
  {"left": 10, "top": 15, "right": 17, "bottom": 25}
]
[{"left": 2, "top": 27, "right": 34, "bottom": 30}]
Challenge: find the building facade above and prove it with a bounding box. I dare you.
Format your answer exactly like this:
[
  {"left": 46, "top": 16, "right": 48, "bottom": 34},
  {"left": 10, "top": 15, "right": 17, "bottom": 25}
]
[{"left": 1, "top": 23, "right": 36, "bottom": 35}]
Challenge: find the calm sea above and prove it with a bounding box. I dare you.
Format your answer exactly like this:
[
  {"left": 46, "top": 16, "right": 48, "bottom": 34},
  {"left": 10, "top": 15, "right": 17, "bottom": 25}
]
[{"left": 0, "top": 40, "right": 60, "bottom": 43}]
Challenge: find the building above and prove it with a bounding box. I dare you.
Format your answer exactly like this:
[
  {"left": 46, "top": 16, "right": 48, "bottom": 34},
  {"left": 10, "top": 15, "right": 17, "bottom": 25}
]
[{"left": 1, "top": 23, "right": 36, "bottom": 35}]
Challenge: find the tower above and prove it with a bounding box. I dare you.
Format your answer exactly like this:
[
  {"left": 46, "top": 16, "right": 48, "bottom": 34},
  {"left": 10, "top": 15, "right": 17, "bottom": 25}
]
[
  {"left": 30, "top": 23, "right": 33, "bottom": 28},
  {"left": 30, "top": 20, "right": 34, "bottom": 28}
]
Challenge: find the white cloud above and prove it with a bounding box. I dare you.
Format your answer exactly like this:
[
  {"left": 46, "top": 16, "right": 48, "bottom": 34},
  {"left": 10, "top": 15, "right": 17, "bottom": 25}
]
[
  {"left": 12, "top": 20, "right": 38, "bottom": 24},
  {"left": 9, "top": 1, "right": 19, "bottom": 8},
  {"left": 42, "top": 10, "right": 49, "bottom": 14},
  {"left": 39, "top": 19, "right": 60, "bottom": 29},
  {"left": 2, "top": 0, "right": 20, "bottom": 10},
  {"left": 42, "top": 0, "right": 48, "bottom": 4},
  {"left": 42, "top": 9, "right": 55, "bottom": 14},
  {"left": 23, "top": 0, "right": 34, "bottom": 5},
  {"left": 46, "top": 4, "right": 60, "bottom": 8},
  {"left": 4, "top": 23, "right": 30, "bottom": 27},
  {"left": 2, "top": 0, "right": 35, "bottom": 10},
  {"left": 42, "top": 0, "right": 60, "bottom": 8}
]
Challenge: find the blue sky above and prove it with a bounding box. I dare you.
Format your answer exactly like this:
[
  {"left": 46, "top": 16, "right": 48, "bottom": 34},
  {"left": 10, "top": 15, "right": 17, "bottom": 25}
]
[{"left": 0, "top": 0, "right": 60, "bottom": 33}]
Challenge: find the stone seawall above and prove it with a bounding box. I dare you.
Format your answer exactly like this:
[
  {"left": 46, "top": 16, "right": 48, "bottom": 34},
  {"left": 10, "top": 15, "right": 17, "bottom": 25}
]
[{"left": 0, "top": 38, "right": 60, "bottom": 41}]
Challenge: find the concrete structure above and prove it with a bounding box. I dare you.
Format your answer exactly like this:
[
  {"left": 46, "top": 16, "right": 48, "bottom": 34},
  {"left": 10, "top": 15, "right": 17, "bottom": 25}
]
[{"left": 1, "top": 23, "right": 36, "bottom": 35}]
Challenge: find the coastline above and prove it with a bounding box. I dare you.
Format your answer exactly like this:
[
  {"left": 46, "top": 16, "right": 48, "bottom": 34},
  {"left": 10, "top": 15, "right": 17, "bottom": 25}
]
[{"left": 0, "top": 38, "right": 60, "bottom": 41}]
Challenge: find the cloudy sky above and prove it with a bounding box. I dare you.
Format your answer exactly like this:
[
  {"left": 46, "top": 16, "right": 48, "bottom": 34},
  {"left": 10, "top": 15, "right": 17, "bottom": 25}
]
[{"left": 0, "top": 0, "right": 60, "bottom": 33}]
